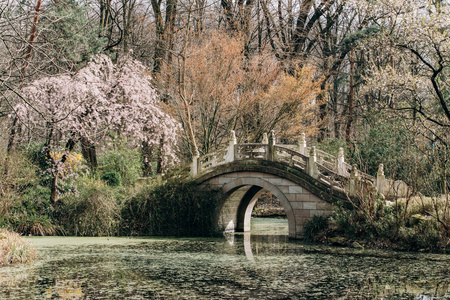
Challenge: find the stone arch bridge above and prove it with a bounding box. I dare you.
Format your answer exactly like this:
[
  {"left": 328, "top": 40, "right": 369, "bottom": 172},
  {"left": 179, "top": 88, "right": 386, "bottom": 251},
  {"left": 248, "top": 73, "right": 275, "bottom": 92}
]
[{"left": 191, "top": 131, "right": 411, "bottom": 239}]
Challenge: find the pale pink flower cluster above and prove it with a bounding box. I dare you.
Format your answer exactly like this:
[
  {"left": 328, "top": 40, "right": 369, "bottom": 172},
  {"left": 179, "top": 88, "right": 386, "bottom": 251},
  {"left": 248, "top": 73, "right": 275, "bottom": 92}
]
[{"left": 14, "top": 54, "right": 180, "bottom": 167}]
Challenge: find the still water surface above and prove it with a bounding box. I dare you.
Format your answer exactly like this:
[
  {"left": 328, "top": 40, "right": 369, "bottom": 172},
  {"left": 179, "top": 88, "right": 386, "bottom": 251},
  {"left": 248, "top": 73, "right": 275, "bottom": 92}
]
[{"left": 1, "top": 218, "right": 449, "bottom": 299}]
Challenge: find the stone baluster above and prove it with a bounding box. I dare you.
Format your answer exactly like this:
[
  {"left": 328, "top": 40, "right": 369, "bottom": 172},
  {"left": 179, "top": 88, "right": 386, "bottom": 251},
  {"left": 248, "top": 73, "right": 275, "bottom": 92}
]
[
  {"left": 336, "top": 147, "right": 345, "bottom": 176},
  {"left": 258, "top": 133, "right": 269, "bottom": 159},
  {"left": 298, "top": 133, "right": 306, "bottom": 155},
  {"left": 268, "top": 130, "right": 275, "bottom": 161},
  {"left": 262, "top": 133, "right": 268, "bottom": 144},
  {"left": 376, "top": 163, "right": 385, "bottom": 196},
  {"left": 191, "top": 146, "right": 200, "bottom": 177},
  {"left": 226, "top": 130, "right": 237, "bottom": 163},
  {"left": 349, "top": 164, "right": 359, "bottom": 196},
  {"left": 306, "top": 146, "right": 318, "bottom": 179}
]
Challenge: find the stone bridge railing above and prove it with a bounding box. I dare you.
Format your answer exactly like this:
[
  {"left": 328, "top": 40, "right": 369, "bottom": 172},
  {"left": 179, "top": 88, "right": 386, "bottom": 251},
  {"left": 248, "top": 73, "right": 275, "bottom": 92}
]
[{"left": 191, "top": 131, "right": 411, "bottom": 198}]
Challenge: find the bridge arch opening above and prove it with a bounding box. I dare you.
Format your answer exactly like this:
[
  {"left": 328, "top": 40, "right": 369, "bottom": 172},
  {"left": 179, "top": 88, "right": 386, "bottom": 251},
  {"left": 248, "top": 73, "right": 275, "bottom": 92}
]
[
  {"left": 251, "top": 191, "right": 288, "bottom": 234},
  {"left": 218, "top": 177, "right": 295, "bottom": 237}
]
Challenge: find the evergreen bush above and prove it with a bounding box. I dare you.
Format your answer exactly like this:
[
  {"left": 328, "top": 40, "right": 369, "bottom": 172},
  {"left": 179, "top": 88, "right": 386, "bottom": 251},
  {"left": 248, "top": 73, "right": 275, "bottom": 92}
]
[
  {"left": 121, "top": 181, "right": 223, "bottom": 237},
  {"left": 303, "top": 215, "right": 329, "bottom": 242},
  {"left": 101, "top": 171, "right": 122, "bottom": 186},
  {"left": 0, "top": 150, "right": 58, "bottom": 235},
  {"left": 98, "top": 144, "right": 141, "bottom": 186}
]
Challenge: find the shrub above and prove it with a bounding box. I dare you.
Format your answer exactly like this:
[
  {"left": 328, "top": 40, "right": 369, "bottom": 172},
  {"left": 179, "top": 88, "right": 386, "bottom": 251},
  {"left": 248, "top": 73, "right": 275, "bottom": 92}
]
[
  {"left": 303, "top": 215, "right": 330, "bottom": 242},
  {"left": 0, "top": 228, "right": 36, "bottom": 265},
  {"left": 98, "top": 145, "right": 141, "bottom": 186},
  {"left": 101, "top": 171, "right": 122, "bottom": 186},
  {"left": 320, "top": 197, "right": 450, "bottom": 252},
  {"left": 0, "top": 151, "right": 39, "bottom": 214},
  {"left": 58, "top": 178, "right": 121, "bottom": 236},
  {"left": 9, "top": 214, "right": 59, "bottom": 236},
  {"left": 121, "top": 181, "right": 223, "bottom": 237},
  {"left": 20, "top": 143, "right": 51, "bottom": 174},
  {"left": 0, "top": 151, "right": 59, "bottom": 235}
]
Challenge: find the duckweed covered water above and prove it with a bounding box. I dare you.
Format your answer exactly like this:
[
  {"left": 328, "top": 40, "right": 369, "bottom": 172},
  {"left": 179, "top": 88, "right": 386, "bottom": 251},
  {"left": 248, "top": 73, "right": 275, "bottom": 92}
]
[{"left": 1, "top": 218, "right": 449, "bottom": 299}]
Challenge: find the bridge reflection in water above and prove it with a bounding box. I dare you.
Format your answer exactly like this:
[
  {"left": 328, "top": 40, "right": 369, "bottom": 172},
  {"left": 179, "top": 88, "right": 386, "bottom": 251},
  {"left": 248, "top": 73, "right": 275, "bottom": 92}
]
[{"left": 225, "top": 217, "right": 289, "bottom": 261}]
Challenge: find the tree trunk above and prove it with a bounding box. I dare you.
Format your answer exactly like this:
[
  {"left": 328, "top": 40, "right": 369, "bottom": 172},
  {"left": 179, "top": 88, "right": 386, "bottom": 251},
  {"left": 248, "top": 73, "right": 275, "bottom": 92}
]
[
  {"left": 345, "top": 49, "right": 354, "bottom": 144},
  {"left": 80, "top": 137, "right": 98, "bottom": 172},
  {"left": 49, "top": 137, "right": 76, "bottom": 205},
  {"left": 4, "top": 117, "right": 19, "bottom": 175},
  {"left": 317, "top": 80, "right": 328, "bottom": 142},
  {"left": 141, "top": 141, "right": 153, "bottom": 177},
  {"left": 152, "top": 0, "right": 178, "bottom": 74},
  {"left": 164, "top": 0, "right": 177, "bottom": 65},
  {"left": 6, "top": 117, "right": 18, "bottom": 155},
  {"left": 156, "top": 134, "right": 165, "bottom": 174},
  {"left": 23, "top": 0, "right": 42, "bottom": 75}
]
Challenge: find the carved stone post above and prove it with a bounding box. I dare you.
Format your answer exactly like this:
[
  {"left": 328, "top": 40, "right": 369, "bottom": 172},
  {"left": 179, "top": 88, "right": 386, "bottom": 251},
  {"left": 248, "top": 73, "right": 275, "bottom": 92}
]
[
  {"left": 226, "top": 130, "right": 237, "bottom": 163},
  {"left": 349, "top": 164, "right": 359, "bottom": 196},
  {"left": 337, "top": 147, "right": 345, "bottom": 176},
  {"left": 298, "top": 133, "right": 306, "bottom": 155},
  {"left": 376, "top": 163, "right": 385, "bottom": 196},
  {"left": 268, "top": 130, "right": 275, "bottom": 161},
  {"left": 306, "top": 146, "right": 318, "bottom": 179},
  {"left": 262, "top": 133, "right": 268, "bottom": 144},
  {"left": 259, "top": 133, "right": 269, "bottom": 159},
  {"left": 191, "top": 146, "right": 200, "bottom": 177}
]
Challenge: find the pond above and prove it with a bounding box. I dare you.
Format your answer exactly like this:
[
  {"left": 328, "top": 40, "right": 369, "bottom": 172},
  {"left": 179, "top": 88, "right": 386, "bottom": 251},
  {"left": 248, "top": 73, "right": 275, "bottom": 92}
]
[{"left": 1, "top": 218, "right": 449, "bottom": 299}]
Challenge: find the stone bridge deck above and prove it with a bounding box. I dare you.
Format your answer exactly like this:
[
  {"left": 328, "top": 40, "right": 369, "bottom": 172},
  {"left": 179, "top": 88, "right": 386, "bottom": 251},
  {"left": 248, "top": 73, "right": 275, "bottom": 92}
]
[{"left": 190, "top": 131, "right": 411, "bottom": 239}]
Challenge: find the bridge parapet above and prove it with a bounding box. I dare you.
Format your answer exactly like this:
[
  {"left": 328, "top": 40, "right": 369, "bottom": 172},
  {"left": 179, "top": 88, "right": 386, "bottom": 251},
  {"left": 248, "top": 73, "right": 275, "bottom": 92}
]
[{"left": 191, "top": 131, "right": 411, "bottom": 198}]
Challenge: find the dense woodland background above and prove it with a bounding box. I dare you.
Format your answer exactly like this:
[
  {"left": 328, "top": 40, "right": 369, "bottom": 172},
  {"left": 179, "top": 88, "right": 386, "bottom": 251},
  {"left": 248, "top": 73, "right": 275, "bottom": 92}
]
[{"left": 0, "top": 0, "right": 449, "bottom": 246}]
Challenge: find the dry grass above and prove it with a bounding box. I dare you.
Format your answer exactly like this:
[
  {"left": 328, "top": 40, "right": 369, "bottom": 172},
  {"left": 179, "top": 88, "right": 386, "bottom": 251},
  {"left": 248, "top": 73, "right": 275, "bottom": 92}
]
[
  {"left": 0, "top": 228, "right": 36, "bottom": 265},
  {"left": 396, "top": 194, "right": 450, "bottom": 216}
]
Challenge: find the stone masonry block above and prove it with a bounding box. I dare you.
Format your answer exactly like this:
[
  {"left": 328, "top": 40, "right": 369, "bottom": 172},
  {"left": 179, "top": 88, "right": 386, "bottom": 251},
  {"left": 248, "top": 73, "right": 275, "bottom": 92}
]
[
  {"left": 296, "top": 194, "right": 311, "bottom": 202},
  {"left": 302, "top": 187, "right": 312, "bottom": 194},
  {"left": 309, "top": 193, "right": 321, "bottom": 201},
  {"left": 288, "top": 186, "right": 303, "bottom": 194},
  {"left": 295, "top": 216, "right": 311, "bottom": 225},
  {"left": 278, "top": 186, "right": 289, "bottom": 193},
  {"left": 294, "top": 210, "right": 311, "bottom": 218},
  {"left": 237, "top": 172, "right": 253, "bottom": 177},
  {"left": 268, "top": 178, "right": 284, "bottom": 185},
  {"left": 206, "top": 178, "right": 219, "bottom": 185},
  {"left": 243, "top": 177, "right": 264, "bottom": 187},
  {"left": 286, "top": 194, "right": 297, "bottom": 202},
  {"left": 233, "top": 178, "right": 243, "bottom": 187},
  {"left": 290, "top": 202, "right": 303, "bottom": 210},
  {"left": 279, "top": 179, "right": 293, "bottom": 186},
  {"left": 303, "top": 202, "right": 317, "bottom": 210},
  {"left": 218, "top": 177, "right": 232, "bottom": 185}
]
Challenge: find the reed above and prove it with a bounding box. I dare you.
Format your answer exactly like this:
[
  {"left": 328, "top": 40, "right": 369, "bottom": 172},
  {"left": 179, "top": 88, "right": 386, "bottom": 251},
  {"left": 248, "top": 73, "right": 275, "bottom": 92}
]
[{"left": 0, "top": 228, "right": 36, "bottom": 265}]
